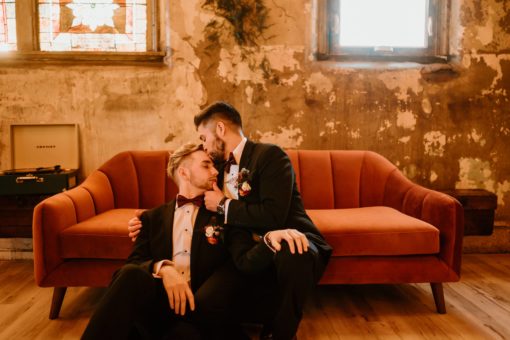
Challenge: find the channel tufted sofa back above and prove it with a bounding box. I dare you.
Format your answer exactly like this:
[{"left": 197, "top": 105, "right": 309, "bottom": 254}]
[{"left": 33, "top": 149, "right": 463, "bottom": 319}]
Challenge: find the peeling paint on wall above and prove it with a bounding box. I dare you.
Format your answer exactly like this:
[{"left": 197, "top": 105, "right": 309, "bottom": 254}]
[
  {"left": 245, "top": 86, "right": 254, "bottom": 104},
  {"left": 468, "top": 128, "right": 486, "bottom": 146},
  {"left": 421, "top": 98, "right": 432, "bottom": 114},
  {"left": 218, "top": 47, "right": 265, "bottom": 86},
  {"left": 398, "top": 136, "right": 411, "bottom": 144},
  {"left": 377, "top": 120, "right": 392, "bottom": 134},
  {"left": 396, "top": 110, "right": 417, "bottom": 130},
  {"left": 476, "top": 8, "right": 494, "bottom": 46},
  {"left": 496, "top": 181, "right": 510, "bottom": 206},
  {"left": 257, "top": 125, "right": 304, "bottom": 149},
  {"left": 263, "top": 45, "right": 302, "bottom": 72},
  {"left": 430, "top": 171, "right": 438, "bottom": 183},
  {"left": 456, "top": 157, "right": 493, "bottom": 189},
  {"left": 466, "top": 52, "right": 510, "bottom": 95},
  {"left": 304, "top": 72, "right": 333, "bottom": 94},
  {"left": 349, "top": 129, "right": 361, "bottom": 139},
  {"left": 377, "top": 70, "right": 422, "bottom": 101},
  {"left": 423, "top": 131, "right": 447, "bottom": 157},
  {"left": 281, "top": 74, "right": 299, "bottom": 86},
  {"left": 403, "top": 164, "right": 418, "bottom": 180}
]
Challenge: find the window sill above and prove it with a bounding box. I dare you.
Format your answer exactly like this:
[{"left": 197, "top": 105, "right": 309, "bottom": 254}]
[
  {"left": 315, "top": 53, "right": 449, "bottom": 68},
  {"left": 313, "top": 54, "right": 462, "bottom": 81},
  {"left": 0, "top": 51, "right": 167, "bottom": 66}
]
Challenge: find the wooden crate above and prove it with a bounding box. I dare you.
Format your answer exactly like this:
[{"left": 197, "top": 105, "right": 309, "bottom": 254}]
[{"left": 442, "top": 189, "right": 497, "bottom": 236}]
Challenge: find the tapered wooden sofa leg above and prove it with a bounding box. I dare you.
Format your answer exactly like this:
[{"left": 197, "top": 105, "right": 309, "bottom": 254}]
[
  {"left": 430, "top": 282, "right": 446, "bottom": 314},
  {"left": 49, "top": 287, "right": 67, "bottom": 319}
]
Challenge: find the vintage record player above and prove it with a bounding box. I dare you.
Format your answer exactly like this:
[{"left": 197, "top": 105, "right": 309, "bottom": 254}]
[
  {"left": 0, "top": 124, "right": 79, "bottom": 195},
  {"left": 0, "top": 124, "right": 79, "bottom": 237}
]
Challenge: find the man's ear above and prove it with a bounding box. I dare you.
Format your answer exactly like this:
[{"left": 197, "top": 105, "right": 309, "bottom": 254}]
[
  {"left": 177, "top": 166, "right": 190, "bottom": 183},
  {"left": 216, "top": 121, "right": 226, "bottom": 137}
]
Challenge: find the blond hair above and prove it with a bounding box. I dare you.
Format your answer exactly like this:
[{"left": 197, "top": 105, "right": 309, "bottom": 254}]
[{"left": 167, "top": 143, "right": 204, "bottom": 181}]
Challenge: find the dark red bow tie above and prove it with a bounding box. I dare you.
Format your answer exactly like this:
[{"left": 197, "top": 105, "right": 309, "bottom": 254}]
[
  {"left": 224, "top": 152, "right": 237, "bottom": 173},
  {"left": 177, "top": 195, "right": 204, "bottom": 208}
]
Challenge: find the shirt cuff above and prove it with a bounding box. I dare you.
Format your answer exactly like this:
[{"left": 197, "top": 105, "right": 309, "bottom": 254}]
[
  {"left": 263, "top": 232, "right": 277, "bottom": 253},
  {"left": 223, "top": 198, "right": 232, "bottom": 224},
  {"left": 152, "top": 259, "right": 174, "bottom": 278}
]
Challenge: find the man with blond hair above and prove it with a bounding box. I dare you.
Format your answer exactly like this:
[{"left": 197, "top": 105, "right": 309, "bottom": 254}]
[{"left": 83, "top": 143, "right": 250, "bottom": 339}]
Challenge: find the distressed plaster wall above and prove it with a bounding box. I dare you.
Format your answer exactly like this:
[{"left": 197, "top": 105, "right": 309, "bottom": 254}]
[{"left": 0, "top": 0, "right": 509, "bottom": 229}]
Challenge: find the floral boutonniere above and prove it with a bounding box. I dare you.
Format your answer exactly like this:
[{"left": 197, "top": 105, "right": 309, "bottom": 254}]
[
  {"left": 237, "top": 168, "right": 252, "bottom": 197},
  {"left": 204, "top": 216, "right": 224, "bottom": 245}
]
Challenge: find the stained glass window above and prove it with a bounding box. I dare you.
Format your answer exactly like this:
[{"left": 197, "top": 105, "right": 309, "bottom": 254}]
[
  {"left": 0, "top": 0, "right": 17, "bottom": 51},
  {"left": 38, "top": 0, "right": 148, "bottom": 52}
]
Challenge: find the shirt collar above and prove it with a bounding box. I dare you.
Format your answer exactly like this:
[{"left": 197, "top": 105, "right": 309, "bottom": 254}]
[{"left": 231, "top": 137, "right": 247, "bottom": 165}]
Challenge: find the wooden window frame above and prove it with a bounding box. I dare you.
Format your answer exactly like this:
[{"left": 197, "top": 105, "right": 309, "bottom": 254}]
[
  {"left": 1, "top": 0, "right": 167, "bottom": 64},
  {"left": 316, "top": 0, "right": 450, "bottom": 63}
]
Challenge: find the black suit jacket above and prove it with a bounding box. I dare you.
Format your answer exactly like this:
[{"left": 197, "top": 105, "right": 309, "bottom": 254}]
[
  {"left": 221, "top": 140, "right": 332, "bottom": 261},
  {"left": 127, "top": 199, "right": 232, "bottom": 292}
]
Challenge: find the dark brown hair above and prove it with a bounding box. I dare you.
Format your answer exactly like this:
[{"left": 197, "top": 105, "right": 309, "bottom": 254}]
[{"left": 194, "top": 101, "right": 243, "bottom": 129}]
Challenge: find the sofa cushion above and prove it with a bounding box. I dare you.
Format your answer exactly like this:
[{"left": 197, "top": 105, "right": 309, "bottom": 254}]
[
  {"left": 307, "top": 206, "right": 439, "bottom": 256},
  {"left": 59, "top": 209, "right": 136, "bottom": 259}
]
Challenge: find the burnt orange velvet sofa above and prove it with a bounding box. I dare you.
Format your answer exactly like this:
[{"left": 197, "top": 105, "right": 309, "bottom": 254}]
[{"left": 33, "top": 150, "right": 463, "bottom": 319}]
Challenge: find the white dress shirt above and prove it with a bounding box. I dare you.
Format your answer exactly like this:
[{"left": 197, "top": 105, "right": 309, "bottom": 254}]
[
  {"left": 223, "top": 137, "right": 247, "bottom": 222},
  {"left": 222, "top": 137, "right": 275, "bottom": 252},
  {"left": 153, "top": 198, "right": 199, "bottom": 282}
]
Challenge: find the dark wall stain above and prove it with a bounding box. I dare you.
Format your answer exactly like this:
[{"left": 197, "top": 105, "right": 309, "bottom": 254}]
[
  {"left": 499, "top": 59, "right": 510, "bottom": 93},
  {"left": 496, "top": 0, "right": 510, "bottom": 34},
  {"left": 165, "top": 133, "right": 176, "bottom": 143},
  {"left": 421, "top": 65, "right": 461, "bottom": 83},
  {"left": 103, "top": 94, "right": 154, "bottom": 111}
]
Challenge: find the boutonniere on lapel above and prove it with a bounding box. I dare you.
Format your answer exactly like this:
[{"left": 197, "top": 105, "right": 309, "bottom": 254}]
[
  {"left": 203, "top": 216, "right": 224, "bottom": 245},
  {"left": 237, "top": 168, "right": 252, "bottom": 197}
]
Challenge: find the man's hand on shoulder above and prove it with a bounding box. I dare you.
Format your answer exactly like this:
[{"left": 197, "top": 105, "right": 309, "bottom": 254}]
[
  {"left": 128, "top": 210, "right": 143, "bottom": 242},
  {"left": 265, "top": 229, "right": 309, "bottom": 254},
  {"left": 160, "top": 265, "right": 195, "bottom": 316}
]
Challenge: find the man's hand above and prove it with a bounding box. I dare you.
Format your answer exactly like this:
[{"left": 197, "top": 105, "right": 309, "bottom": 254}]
[
  {"left": 204, "top": 182, "right": 225, "bottom": 212},
  {"left": 160, "top": 265, "right": 195, "bottom": 316},
  {"left": 128, "top": 210, "right": 143, "bottom": 242},
  {"left": 266, "top": 229, "right": 309, "bottom": 254}
]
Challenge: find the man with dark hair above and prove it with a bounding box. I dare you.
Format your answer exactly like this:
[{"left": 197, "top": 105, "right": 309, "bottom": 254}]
[
  {"left": 129, "top": 102, "right": 332, "bottom": 340},
  {"left": 197, "top": 101, "right": 332, "bottom": 340}
]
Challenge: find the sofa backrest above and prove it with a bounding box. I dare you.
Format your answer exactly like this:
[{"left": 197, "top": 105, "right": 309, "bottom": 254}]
[
  {"left": 86, "top": 149, "right": 405, "bottom": 212},
  {"left": 97, "top": 151, "right": 178, "bottom": 209},
  {"left": 286, "top": 150, "right": 402, "bottom": 209}
]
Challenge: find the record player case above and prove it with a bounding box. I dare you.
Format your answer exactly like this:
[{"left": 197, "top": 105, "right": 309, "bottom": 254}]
[{"left": 0, "top": 124, "right": 79, "bottom": 237}]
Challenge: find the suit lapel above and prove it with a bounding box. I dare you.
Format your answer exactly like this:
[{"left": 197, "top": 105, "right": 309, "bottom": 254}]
[
  {"left": 237, "top": 140, "right": 256, "bottom": 201},
  {"left": 216, "top": 162, "right": 225, "bottom": 190},
  {"left": 190, "top": 206, "right": 212, "bottom": 285},
  {"left": 239, "top": 139, "right": 255, "bottom": 171},
  {"left": 161, "top": 200, "right": 176, "bottom": 260}
]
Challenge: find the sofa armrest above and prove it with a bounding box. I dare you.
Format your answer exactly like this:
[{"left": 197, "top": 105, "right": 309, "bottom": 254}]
[
  {"left": 32, "top": 170, "right": 115, "bottom": 286},
  {"left": 421, "top": 190, "right": 464, "bottom": 278},
  {"left": 33, "top": 192, "right": 78, "bottom": 286},
  {"left": 383, "top": 170, "right": 464, "bottom": 279},
  {"left": 401, "top": 184, "right": 463, "bottom": 279}
]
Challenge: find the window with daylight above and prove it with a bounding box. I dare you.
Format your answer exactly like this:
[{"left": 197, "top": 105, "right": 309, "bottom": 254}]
[
  {"left": 38, "top": 0, "right": 149, "bottom": 52},
  {"left": 317, "top": 0, "right": 449, "bottom": 62},
  {"left": 0, "top": 0, "right": 165, "bottom": 63},
  {"left": 0, "top": 0, "right": 17, "bottom": 51}
]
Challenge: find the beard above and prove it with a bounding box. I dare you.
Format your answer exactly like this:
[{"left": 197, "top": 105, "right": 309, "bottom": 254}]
[
  {"left": 190, "top": 174, "right": 215, "bottom": 191},
  {"left": 209, "top": 133, "right": 226, "bottom": 163}
]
